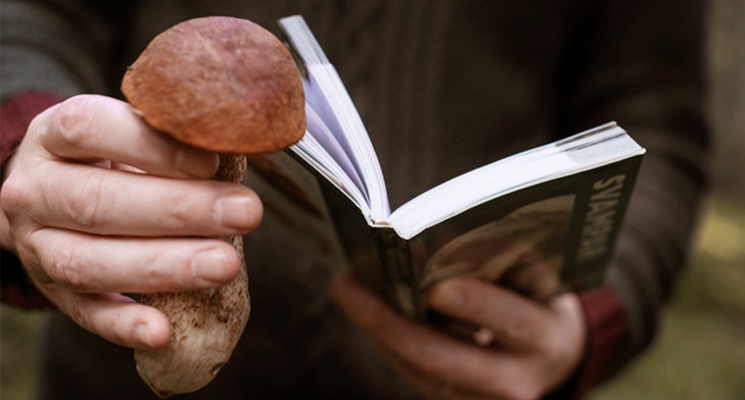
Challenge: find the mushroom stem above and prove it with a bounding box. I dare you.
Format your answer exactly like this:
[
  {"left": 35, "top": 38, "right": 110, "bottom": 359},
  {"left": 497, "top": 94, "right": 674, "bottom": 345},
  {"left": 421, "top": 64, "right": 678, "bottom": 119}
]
[{"left": 134, "top": 153, "right": 250, "bottom": 397}]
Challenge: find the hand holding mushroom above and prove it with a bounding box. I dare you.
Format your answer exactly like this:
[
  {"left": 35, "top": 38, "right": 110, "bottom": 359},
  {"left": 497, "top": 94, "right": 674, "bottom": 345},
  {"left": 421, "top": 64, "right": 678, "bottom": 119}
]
[{"left": 0, "top": 16, "right": 304, "bottom": 398}]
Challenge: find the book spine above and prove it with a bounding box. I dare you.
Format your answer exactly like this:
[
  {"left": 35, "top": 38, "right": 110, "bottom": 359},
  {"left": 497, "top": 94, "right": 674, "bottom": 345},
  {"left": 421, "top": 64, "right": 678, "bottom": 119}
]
[
  {"left": 282, "top": 149, "right": 424, "bottom": 318},
  {"left": 371, "top": 228, "right": 423, "bottom": 320},
  {"left": 310, "top": 175, "right": 423, "bottom": 319}
]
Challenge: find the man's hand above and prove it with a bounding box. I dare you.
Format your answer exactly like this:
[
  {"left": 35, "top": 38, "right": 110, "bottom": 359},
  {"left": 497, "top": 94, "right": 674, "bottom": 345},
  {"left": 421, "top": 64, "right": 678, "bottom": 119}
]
[
  {"left": 0, "top": 94, "right": 262, "bottom": 349},
  {"left": 330, "top": 273, "right": 586, "bottom": 400}
]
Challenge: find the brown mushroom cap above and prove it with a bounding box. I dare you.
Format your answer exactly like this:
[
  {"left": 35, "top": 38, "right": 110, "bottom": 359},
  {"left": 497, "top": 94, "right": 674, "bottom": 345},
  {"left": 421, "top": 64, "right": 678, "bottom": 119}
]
[{"left": 121, "top": 16, "right": 305, "bottom": 154}]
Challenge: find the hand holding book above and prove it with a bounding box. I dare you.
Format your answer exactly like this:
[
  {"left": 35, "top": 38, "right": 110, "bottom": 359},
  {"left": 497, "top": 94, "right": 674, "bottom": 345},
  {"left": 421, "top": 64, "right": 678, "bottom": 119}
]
[{"left": 330, "top": 271, "right": 586, "bottom": 399}]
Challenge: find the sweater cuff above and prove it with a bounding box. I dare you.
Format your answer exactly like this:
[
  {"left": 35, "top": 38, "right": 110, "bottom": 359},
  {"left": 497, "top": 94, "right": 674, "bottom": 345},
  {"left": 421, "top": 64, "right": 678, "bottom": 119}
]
[
  {"left": 1, "top": 90, "right": 65, "bottom": 170},
  {"left": 573, "top": 285, "right": 630, "bottom": 398},
  {"left": 1, "top": 90, "right": 64, "bottom": 310}
]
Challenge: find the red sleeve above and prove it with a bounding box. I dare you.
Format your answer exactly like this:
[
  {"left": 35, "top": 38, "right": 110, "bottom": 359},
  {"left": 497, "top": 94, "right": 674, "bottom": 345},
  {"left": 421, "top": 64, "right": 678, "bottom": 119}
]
[
  {"left": 1, "top": 91, "right": 65, "bottom": 167},
  {"left": 573, "top": 285, "right": 630, "bottom": 397},
  {"left": 1, "top": 90, "right": 65, "bottom": 310}
]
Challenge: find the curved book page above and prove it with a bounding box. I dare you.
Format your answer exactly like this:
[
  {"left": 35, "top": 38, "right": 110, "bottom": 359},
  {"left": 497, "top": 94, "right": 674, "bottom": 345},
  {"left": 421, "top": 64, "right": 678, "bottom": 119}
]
[{"left": 279, "top": 15, "right": 390, "bottom": 222}]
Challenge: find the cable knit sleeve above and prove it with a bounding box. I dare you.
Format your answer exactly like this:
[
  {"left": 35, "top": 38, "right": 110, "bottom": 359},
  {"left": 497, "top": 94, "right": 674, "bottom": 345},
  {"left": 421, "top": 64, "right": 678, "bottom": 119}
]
[{"left": 0, "top": 0, "right": 122, "bottom": 101}]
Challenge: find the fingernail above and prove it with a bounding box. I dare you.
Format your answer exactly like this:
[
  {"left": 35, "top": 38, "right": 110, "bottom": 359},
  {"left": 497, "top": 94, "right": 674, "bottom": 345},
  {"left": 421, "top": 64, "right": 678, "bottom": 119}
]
[
  {"left": 214, "top": 194, "right": 260, "bottom": 231},
  {"left": 430, "top": 280, "right": 465, "bottom": 309},
  {"left": 134, "top": 323, "right": 153, "bottom": 348},
  {"left": 176, "top": 145, "right": 220, "bottom": 178},
  {"left": 191, "top": 247, "right": 230, "bottom": 284}
]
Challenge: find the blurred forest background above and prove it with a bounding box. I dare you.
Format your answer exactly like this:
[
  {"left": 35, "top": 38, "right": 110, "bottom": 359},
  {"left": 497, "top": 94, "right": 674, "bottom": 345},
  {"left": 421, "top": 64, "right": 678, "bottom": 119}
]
[{"left": 2, "top": 1, "right": 744, "bottom": 399}]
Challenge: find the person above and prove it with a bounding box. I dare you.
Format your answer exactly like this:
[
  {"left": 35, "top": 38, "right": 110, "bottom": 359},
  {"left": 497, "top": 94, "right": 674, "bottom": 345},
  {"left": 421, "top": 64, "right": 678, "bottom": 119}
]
[{"left": 0, "top": 1, "right": 709, "bottom": 399}]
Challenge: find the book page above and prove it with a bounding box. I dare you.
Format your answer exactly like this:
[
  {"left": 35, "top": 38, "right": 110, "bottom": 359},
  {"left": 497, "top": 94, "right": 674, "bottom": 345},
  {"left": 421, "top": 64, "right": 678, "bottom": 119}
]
[
  {"left": 303, "top": 103, "right": 364, "bottom": 192},
  {"left": 279, "top": 15, "right": 391, "bottom": 222},
  {"left": 302, "top": 66, "right": 369, "bottom": 201},
  {"left": 390, "top": 123, "right": 645, "bottom": 239},
  {"left": 292, "top": 135, "right": 370, "bottom": 215},
  {"left": 297, "top": 104, "right": 367, "bottom": 201}
]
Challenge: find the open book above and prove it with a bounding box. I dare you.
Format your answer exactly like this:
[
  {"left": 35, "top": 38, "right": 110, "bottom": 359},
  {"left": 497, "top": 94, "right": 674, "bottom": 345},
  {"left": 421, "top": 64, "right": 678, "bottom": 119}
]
[{"left": 247, "top": 16, "right": 646, "bottom": 320}]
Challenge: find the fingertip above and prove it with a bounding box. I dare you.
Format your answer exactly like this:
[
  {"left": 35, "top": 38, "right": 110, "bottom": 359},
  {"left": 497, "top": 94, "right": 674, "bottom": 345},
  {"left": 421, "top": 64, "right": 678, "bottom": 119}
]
[
  {"left": 247, "top": 190, "right": 264, "bottom": 231},
  {"left": 237, "top": 189, "right": 263, "bottom": 233},
  {"left": 134, "top": 323, "right": 154, "bottom": 348},
  {"left": 222, "top": 243, "right": 243, "bottom": 280},
  {"left": 148, "top": 315, "right": 173, "bottom": 349},
  {"left": 213, "top": 189, "right": 263, "bottom": 234},
  {"left": 428, "top": 279, "right": 466, "bottom": 311},
  {"left": 135, "top": 311, "right": 172, "bottom": 349},
  {"left": 191, "top": 244, "right": 241, "bottom": 286}
]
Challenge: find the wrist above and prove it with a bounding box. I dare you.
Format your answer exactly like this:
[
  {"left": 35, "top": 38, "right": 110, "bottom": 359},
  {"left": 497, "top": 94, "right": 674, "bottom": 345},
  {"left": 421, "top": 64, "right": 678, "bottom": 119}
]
[{"left": 1, "top": 90, "right": 64, "bottom": 310}]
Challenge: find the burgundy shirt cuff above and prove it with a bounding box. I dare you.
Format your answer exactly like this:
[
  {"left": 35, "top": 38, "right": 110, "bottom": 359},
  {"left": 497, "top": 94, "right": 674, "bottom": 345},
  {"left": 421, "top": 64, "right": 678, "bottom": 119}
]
[
  {"left": 1, "top": 90, "right": 64, "bottom": 310},
  {"left": 561, "top": 285, "right": 630, "bottom": 399},
  {"left": 1, "top": 90, "right": 65, "bottom": 169}
]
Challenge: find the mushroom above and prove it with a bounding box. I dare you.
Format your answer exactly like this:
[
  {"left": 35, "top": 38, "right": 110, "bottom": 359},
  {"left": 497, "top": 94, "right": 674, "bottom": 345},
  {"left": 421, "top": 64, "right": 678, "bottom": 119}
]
[{"left": 120, "top": 16, "right": 305, "bottom": 397}]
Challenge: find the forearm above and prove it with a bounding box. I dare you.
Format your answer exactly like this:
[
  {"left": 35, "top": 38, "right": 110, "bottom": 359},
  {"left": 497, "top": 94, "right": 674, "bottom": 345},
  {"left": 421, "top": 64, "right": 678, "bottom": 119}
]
[{"left": 553, "top": 0, "right": 710, "bottom": 391}]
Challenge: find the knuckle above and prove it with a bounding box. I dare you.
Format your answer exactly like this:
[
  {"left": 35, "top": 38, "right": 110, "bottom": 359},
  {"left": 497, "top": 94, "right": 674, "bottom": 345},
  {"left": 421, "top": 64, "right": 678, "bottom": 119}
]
[
  {"left": 53, "top": 96, "right": 97, "bottom": 147},
  {"left": 140, "top": 250, "right": 170, "bottom": 288},
  {"left": 156, "top": 192, "right": 192, "bottom": 231},
  {"left": 0, "top": 175, "right": 30, "bottom": 218},
  {"left": 50, "top": 241, "right": 88, "bottom": 290},
  {"left": 18, "top": 239, "right": 51, "bottom": 283},
  {"left": 66, "top": 172, "right": 106, "bottom": 229},
  {"left": 68, "top": 297, "right": 94, "bottom": 332}
]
